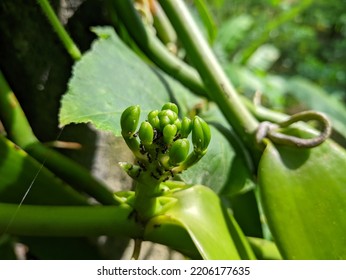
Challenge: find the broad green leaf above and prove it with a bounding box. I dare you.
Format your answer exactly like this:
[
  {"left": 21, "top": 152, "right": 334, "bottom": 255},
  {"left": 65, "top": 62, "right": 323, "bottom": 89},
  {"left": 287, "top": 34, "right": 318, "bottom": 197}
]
[
  {"left": 287, "top": 77, "right": 346, "bottom": 140},
  {"left": 258, "top": 132, "right": 346, "bottom": 259},
  {"left": 59, "top": 26, "right": 172, "bottom": 135},
  {"left": 144, "top": 215, "right": 202, "bottom": 259},
  {"left": 147, "top": 185, "right": 255, "bottom": 259},
  {"left": 0, "top": 135, "right": 88, "bottom": 205}
]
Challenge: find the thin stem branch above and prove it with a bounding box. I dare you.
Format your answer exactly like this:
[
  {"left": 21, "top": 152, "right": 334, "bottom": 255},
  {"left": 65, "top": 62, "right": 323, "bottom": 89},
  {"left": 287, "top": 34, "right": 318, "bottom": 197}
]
[
  {"left": 151, "top": 1, "right": 177, "bottom": 46},
  {"left": 0, "top": 70, "right": 117, "bottom": 205},
  {"left": 0, "top": 71, "right": 38, "bottom": 147},
  {"left": 37, "top": 0, "right": 81, "bottom": 61},
  {"left": 131, "top": 239, "right": 143, "bottom": 260},
  {"left": 159, "top": 0, "right": 259, "bottom": 149}
]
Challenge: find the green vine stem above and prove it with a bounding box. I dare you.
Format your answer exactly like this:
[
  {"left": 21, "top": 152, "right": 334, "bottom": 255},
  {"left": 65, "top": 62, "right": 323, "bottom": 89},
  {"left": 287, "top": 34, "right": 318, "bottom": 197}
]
[
  {"left": 241, "top": 96, "right": 288, "bottom": 123},
  {"left": 0, "top": 70, "right": 117, "bottom": 205},
  {"left": 151, "top": 1, "right": 177, "bottom": 47},
  {"left": 37, "top": 0, "right": 82, "bottom": 61},
  {"left": 159, "top": 0, "right": 259, "bottom": 149},
  {"left": 112, "top": 0, "right": 207, "bottom": 97},
  {"left": 132, "top": 175, "right": 162, "bottom": 223},
  {"left": 0, "top": 203, "right": 140, "bottom": 237},
  {"left": 0, "top": 202, "right": 200, "bottom": 258}
]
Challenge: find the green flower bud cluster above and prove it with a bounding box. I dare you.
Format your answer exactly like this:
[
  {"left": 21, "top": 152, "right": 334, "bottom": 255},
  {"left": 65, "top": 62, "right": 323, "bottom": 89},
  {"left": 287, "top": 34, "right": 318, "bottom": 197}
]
[{"left": 120, "top": 103, "right": 211, "bottom": 182}]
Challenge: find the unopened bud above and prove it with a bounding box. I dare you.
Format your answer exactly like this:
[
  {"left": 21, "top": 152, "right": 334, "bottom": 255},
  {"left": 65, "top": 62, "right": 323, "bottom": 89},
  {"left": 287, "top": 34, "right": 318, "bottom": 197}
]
[
  {"left": 121, "top": 105, "right": 140, "bottom": 137},
  {"left": 192, "top": 116, "right": 211, "bottom": 153},
  {"left": 159, "top": 109, "right": 178, "bottom": 129},
  {"left": 161, "top": 102, "right": 179, "bottom": 115},
  {"left": 169, "top": 139, "right": 190, "bottom": 165},
  {"left": 148, "top": 110, "right": 160, "bottom": 130},
  {"left": 163, "top": 124, "right": 177, "bottom": 144},
  {"left": 138, "top": 121, "right": 154, "bottom": 145},
  {"left": 180, "top": 117, "right": 192, "bottom": 138}
]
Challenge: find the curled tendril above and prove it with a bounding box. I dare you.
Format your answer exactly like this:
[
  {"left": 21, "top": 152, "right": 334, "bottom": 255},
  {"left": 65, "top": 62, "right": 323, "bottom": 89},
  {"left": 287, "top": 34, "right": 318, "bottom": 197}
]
[{"left": 256, "top": 110, "right": 332, "bottom": 148}]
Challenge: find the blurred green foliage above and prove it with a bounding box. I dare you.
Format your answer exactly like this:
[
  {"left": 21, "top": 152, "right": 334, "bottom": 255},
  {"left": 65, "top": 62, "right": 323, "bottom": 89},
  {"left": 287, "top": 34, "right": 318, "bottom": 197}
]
[{"left": 197, "top": 0, "right": 346, "bottom": 144}]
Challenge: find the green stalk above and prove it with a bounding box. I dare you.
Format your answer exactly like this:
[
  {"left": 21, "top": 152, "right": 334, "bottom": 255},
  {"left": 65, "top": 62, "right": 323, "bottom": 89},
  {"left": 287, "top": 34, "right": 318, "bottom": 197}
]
[
  {"left": 0, "top": 202, "right": 201, "bottom": 258},
  {"left": 0, "top": 70, "right": 117, "bottom": 205},
  {"left": 0, "top": 72, "right": 37, "bottom": 148},
  {"left": 112, "top": 0, "right": 207, "bottom": 97},
  {"left": 0, "top": 203, "right": 141, "bottom": 237},
  {"left": 159, "top": 0, "right": 259, "bottom": 148},
  {"left": 133, "top": 172, "right": 162, "bottom": 222},
  {"left": 241, "top": 96, "right": 288, "bottom": 123},
  {"left": 152, "top": 1, "right": 177, "bottom": 46},
  {"left": 37, "top": 0, "right": 81, "bottom": 61}
]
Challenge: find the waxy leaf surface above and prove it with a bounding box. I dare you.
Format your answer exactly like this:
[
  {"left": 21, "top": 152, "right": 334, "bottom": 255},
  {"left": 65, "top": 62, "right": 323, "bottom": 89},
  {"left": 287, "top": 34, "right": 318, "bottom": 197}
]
[{"left": 259, "top": 137, "right": 346, "bottom": 259}]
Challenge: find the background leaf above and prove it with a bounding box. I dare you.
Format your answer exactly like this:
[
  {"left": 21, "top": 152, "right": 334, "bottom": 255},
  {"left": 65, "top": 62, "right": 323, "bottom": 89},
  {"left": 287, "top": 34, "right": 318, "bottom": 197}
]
[
  {"left": 287, "top": 77, "right": 346, "bottom": 140},
  {"left": 194, "top": 0, "right": 217, "bottom": 44}
]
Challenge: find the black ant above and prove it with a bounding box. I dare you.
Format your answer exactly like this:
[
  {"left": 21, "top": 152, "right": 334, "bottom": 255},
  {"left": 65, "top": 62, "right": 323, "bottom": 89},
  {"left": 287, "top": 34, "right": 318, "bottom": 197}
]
[
  {"left": 139, "top": 143, "right": 146, "bottom": 155},
  {"left": 147, "top": 153, "right": 152, "bottom": 163},
  {"left": 173, "top": 133, "right": 181, "bottom": 141},
  {"left": 150, "top": 172, "right": 160, "bottom": 180},
  {"left": 137, "top": 160, "right": 147, "bottom": 171}
]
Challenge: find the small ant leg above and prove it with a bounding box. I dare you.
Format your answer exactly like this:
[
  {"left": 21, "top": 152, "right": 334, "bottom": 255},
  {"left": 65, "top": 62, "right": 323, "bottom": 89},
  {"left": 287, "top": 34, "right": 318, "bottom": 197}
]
[
  {"left": 137, "top": 161, "right": 147, "bottom": 171},
  {"left": 136, "top": 168, "right": 142, "bottom": 178},
  {"left": 150, "top": 172, "right": 160, "bottom": 180},
  {"left": 139, "top": 144, "right": 146, "bottom": 155},
  {"left": 147, "top": 153, "right": 152, "bottom": 163},
  {"left": 155, "top": 147, "right": 160, "bottom": 160},
  {"left": 161, "top": 146, "right": 168, "bottom": 154},
  {"left": 153, "top": 128, "right": 158, "bottom": 141},
  {"left": 162, "top": 177, "right": 169, "bottom": 182},
  {"left": 156, "top": 167, "right": 163, "bottom": 176},
  {"left": 173, "top": 133, "right": 181, "bottom": 141}
]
